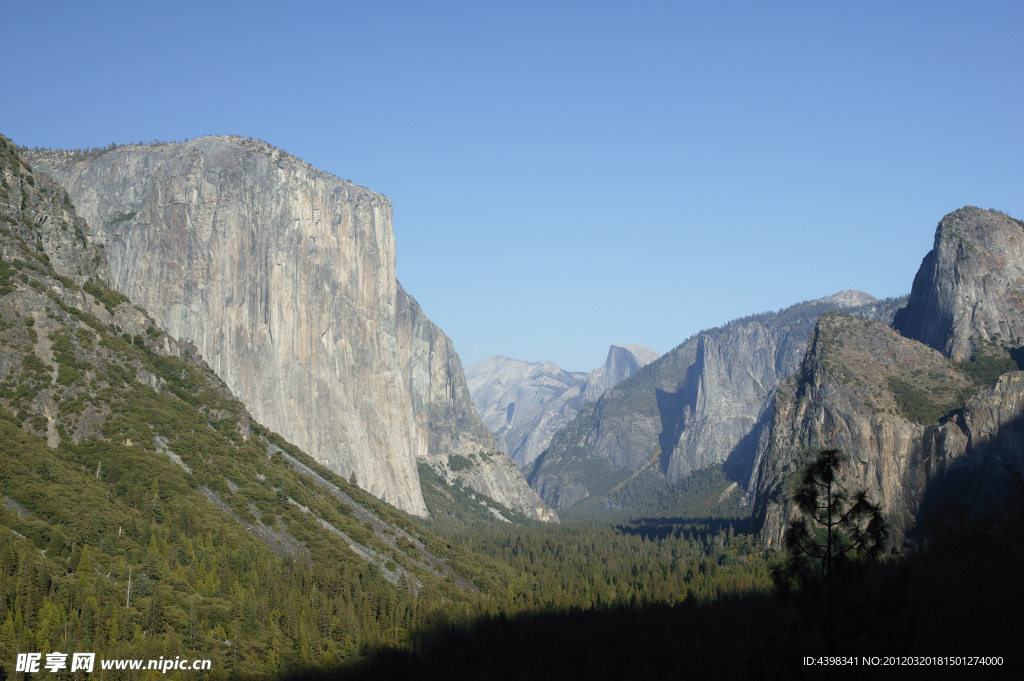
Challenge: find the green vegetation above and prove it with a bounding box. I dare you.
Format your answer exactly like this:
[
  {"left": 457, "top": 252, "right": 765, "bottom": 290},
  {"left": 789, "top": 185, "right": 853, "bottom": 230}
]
[
  {"left": 959, "top": 347, "right": 1022, "bottom": 386},
  {"left": 2, "top": 135, "right": 1022, "bottom": 678},
  {"left": 1, "top": 135, "right": 506, "bottom": 678},
  {"left": 0, "top": 407, "right": 498, "bottom": 680},
  {"left": 567, "top": 463, "right": 749, "bottom": 521},
  {"left": 886, "top": 375, "right": 961, "bottom": 424},
  {"left": 109, "top": 210, "right": 138, "bottom": 224},
  {"left": 82, "top": 279, "right": 131, "bottom": 314},
  {"left": 775, "top": 449, "right": 888, "bottom": 649},
  {"left": 450, "top": 517, "right": 771, "bottom": 613},
  {"left": 446, "top": 454, "right": 473, "bottom": 471}
]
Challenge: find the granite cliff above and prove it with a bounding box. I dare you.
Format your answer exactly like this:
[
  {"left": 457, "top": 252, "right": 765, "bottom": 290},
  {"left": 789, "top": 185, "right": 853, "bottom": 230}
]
[
  {"left": 0, "top": 137, "right": 511, "bottom": 676},
  {"left": 894, "top": 207, "right": 1024, "bottom": 361},
  {"left": 754, "top": 207, "right": 1024, "bottom": 548},
  {"left": 466, "top": 344, "right": 658, "bottom": 472},
  {"left": 529, "top": 292, "right": 905, "bottom": 510},
  {"left": 749, "top": 313, "right": 974, "bottom": 549},
  {"left": 583, "top": 344, "right": 661, "bottom": 402},
  {"left": 28, "top": 137, "right": 552, "bottom": 520}
]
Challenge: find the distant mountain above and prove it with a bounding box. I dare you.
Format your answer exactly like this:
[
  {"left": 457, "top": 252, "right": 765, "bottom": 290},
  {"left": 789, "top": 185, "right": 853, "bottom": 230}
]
[
  {"left": 27, "top": 137, "right": 553, "bottom": 522},
  {"left": 529, "top": 291, "right": 906, "bottom": 511},
  {"left": 754, "top": 207, "right": 1024, "bottom": 549},
  {"left": 467, "top": 345, "right": 659, "bottom": 471},
  {"left": 583, "top": 344, "right": 661, "bottom": 402}
]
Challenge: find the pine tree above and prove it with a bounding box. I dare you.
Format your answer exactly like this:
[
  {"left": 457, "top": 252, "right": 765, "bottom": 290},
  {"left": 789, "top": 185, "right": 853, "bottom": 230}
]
[{"left": 775, "top": 448, "right": 888, "bottom": 649}]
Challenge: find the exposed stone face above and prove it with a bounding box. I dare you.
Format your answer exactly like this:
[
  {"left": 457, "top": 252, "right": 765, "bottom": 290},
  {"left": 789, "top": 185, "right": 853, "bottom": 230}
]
[
  {"left": 665, "top": 323, "right": 798, "bottom": 482},
  {"left": 583, "top": 345, "right": 661, "bottom": 402},
  {"left": 753, "top": 313, "right": 1024, "bottom": 549},
  {"left": 529, "top": 293, "right": 903, "bottom": 510},
  {"left": 918, "top": 373, "right": 1024, "bottom": 536},
  {"left": 755, "top": 208, "right": 1024, "bottom": 548},
  {"left": 397, "top": 287, "right": 555, "bottom": 521},
  {"left": 466, "top": 356, "right": 588, "bottom": 471},
  {"left": 751, "top": 314, "right": 974, "bottom": 549},
  {"left": 29, "top": 137, "right": 552, "bottom": 520},
  {"left": 0, "top": 134, "right": 225, "bottom": 451},
  {"left": 466, "top": 345, "right": 659, "bottom": 473},
  {"left": 894, "top": 207, "right": 1024, "bottom": 361}
]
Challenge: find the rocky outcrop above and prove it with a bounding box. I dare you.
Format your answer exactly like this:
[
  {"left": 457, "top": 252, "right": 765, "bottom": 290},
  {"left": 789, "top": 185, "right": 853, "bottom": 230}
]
[
  {"left": 754, "top": 313, "right": 1024, "bottom": 549},
  {"left": 397, "top": 287, "right": 555, "bottom": 520},
  {"left": 583, "top": 345, "right": 661, "bottom": 402},
  {"left": 751, "top": 313, "right": 975, "bottom": 549},
  {"left": 916, "top": 373, "right": 1024, "bottom": 537},
  {"left": 529, "top": 293, "right": 905, "bottom": 510},
  {"left": 466, "top": 356, "right": 588, "bottom": 471},
  {"left": 1, "top": 135, "right": 493, "bottom": 592},
  {"left": 756, "top": 207, "right": 1024, "bottom": 549},
  {"left": 467, "top": 344, "right": 658, "bottom": 472},
  {"left": 894, "top": 207, "right": 1024, "bottom": 361},
  {"left": 28, "top": 137, "right": 552, "bottom": 520}
]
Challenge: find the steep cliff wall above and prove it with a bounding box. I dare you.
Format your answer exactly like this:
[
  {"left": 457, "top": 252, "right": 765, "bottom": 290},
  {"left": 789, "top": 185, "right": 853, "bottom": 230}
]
[
  {"left": 467, "top": 344, "right": 659, "bottom": 472},
  {"left": 583, "top": 345, "right": 661, "bottom": 402},
  {"left": 396, "top": 285, "right": 555, "bottom": 521},
  {"left": 466, "top": 356, "right": 588, "bottom": 471},
  {"left": 529, "top": 292, "right": 903, "bottom": 510},
  {"left": 756, "top": 207, "right": 1024, "bottom": 548},
  {"left": 894, "top": 207, "right": 1024, "bottom": 361},
  {"left": 29, "top": 137, "right": 551, "bottom": 520},
  {"left": 754, "top": 313, "right": 1024, "bottom": 549},
  {"left": 751, "top": 314, "right": 974, "bottom": 549}
]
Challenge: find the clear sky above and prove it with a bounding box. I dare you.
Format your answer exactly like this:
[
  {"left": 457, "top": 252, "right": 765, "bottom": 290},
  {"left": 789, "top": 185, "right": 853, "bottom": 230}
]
[{"left": 3, "top": 1, "right": 1022, "bottom": 371}]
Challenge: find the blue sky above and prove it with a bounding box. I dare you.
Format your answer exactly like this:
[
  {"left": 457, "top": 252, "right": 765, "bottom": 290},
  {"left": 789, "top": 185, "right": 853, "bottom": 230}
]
[{"left": 3, "top": 1, "right": 1023, "bottom": 371}]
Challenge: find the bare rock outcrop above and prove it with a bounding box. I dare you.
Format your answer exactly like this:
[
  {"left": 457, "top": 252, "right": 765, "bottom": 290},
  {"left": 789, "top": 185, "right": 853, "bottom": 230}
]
[
  {"left": 466, "top": 356, "right": 588, "bottom": 471},
  {"left": 467, "top": 344, "right": 659, "bottom": 472},
  {"left": 754, "top": 312, "right": 1024, "bottom": 549},
  {"left": 756, "top": 208, "right": 1024, "bottom": 548},
  {"left": 28, "top": 137, "right": 552, "bottom": 520},
  {"left": 529, "top": 293, "right": 903, "bottom": 510},
  {"left": 751, "top": 313, "right": 974, "bottom": 549},
  {"left": 583, "top": 344, "right": 661, "bottom": 402},
  {"left": 894, "top": 207, "right": 1024, "bottom": 361}
]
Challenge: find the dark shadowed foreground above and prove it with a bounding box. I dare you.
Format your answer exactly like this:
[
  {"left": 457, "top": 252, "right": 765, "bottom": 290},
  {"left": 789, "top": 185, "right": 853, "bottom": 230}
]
[{"left": 279, "top": 531, "right": 1022, "bottom": 681}]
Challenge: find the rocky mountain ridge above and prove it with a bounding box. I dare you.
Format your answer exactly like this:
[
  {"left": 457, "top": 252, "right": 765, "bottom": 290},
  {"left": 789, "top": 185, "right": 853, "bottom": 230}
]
[
  {"left": 0, "top": 135, "right": 531, "bottom": 675},
  {"left": 752, "top": 207, "right": 1024, "bottom": 548},
  {"left": 529, "top": 291, "right": 906, "bottom": 511},
  {"left": 893, "top": 206, "right": 1024, "bottom": 361},
  {"left": 0, "top": 132, "right": 482, "bottom": 582},
  {"left": 466, "top": 344, "right": 659, "bottom": 472},
  {"left": 27, "top": 137, "right": 553, "bottom": 521}
]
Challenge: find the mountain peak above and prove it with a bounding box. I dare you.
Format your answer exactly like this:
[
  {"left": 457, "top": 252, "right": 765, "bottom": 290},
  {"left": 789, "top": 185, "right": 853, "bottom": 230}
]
[
  {"left": 893, "top": 206, "right": 1024, "bottom": 361},
  {"left": 818, "top": 289, "right": 878, "bottom": 308}
]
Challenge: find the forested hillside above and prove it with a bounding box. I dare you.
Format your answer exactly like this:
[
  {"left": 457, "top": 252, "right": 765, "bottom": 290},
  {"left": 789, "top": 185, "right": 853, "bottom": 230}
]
[{"left": 0, "top": 135, "right": 517, "bottom": 678}]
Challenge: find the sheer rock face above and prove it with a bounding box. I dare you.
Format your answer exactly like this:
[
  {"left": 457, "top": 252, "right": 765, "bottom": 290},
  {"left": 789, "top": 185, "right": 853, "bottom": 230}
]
[
  {"left": 756, "top": 208, "right": 1024, "bottom": 547},
  {"left": 894, "top": 207, "right": 1024, "bottom": 361},
  {"left": 664, "top": 322, "right": 801, "bottom": 482},
  {"left": 751, "top": 314, "right": 974, "bottom": 549},
  {"left": 920, "top": 373, "right": 1024, "bottom": 537},
  {"left": 397, "top": 287, "right": 556, "bottom": 522},
  {"left": 466, "top": 345, "right": 659, "bottom": 472},
  {"left": 753, "top": 314, "right": 1024, "bottom": 549},
  {"left": 529, "top": 293, "right": 901, "bottom": 510},
  {"left": 583, "top": 345, "right": 661, "bottom": 402},
  {"left": 29, "top": 137, "right": 551, "bottom": 520},
  {"left": 466, "top": 357, "right": 588, "bottom": 471}
]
